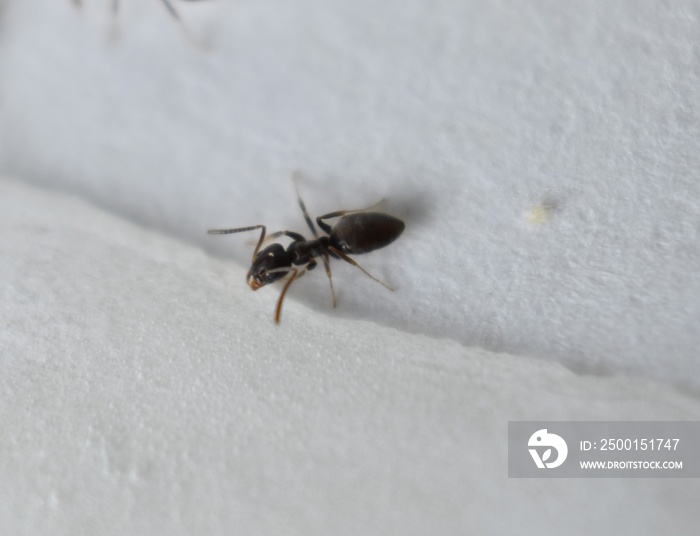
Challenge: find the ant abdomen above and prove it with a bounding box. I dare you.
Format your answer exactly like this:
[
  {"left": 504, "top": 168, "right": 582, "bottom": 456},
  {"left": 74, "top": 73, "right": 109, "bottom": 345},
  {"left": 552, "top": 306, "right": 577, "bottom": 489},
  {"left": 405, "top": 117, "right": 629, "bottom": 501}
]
[{"left": 330, "top": 213, "right": 405, "bottom": 255}]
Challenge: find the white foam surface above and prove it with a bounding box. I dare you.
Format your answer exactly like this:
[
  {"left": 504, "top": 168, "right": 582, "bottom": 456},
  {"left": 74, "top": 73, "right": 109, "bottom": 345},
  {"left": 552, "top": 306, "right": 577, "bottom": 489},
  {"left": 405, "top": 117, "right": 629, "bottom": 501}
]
[
  {"left": 1, "top": 0, "right": 700, "bottom": 532},
  {"left": 2, "top": 177, "right": 699, "bottom": 534},
  {"left": 1, "top": 0, "right": 699, "bottom": 390}
]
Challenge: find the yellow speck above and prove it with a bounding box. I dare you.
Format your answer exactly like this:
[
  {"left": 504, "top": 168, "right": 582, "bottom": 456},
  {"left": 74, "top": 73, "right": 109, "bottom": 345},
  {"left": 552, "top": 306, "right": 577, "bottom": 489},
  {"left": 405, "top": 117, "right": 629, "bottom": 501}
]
[{"left": 524, "top": 203, "right": 556, "bottom": 224}]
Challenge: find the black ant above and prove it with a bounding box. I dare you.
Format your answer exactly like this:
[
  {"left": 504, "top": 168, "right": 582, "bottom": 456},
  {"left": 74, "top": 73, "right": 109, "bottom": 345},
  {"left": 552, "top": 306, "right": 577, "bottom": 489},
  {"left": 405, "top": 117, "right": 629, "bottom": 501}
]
[{"left": 208, "top": 177, "right": 405, "bottom": 324}]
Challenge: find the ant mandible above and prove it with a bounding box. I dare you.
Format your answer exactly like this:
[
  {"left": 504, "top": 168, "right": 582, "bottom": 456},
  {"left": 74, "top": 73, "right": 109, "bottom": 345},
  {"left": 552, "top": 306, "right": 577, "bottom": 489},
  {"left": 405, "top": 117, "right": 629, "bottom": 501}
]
[{"left": 207, "top": 176, "right": 405, "bottom": 324}]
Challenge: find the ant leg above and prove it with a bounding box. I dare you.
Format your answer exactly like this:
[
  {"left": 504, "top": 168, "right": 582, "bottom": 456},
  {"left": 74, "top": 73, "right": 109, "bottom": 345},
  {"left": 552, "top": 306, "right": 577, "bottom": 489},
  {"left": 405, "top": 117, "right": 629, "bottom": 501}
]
[
  {"left": 161, "top": 0, "right": 205, "bottom": 48},
  {"left": 207, "top": 225, "right": 266, "bottom": 262},
  {"left": 321, "top": 253, "right": 337, "bottom": 307},
  {"left": 316, "top": 199, "right": 386, "bottom": 234},
  {"left": 246, "top": 229, "right": 305, "bottom": 249},
  {"left": 269, "top": 260, "right": 316, "bottom": 324},
  {"left": 108, "top": 0, "right": 129, "bottom": 39},
  {"left": 160, "top": 0, "right": 181, "bottom": 20},
  {"left": 292, "top": 172, "right": 319, "bottom": 238},
  {"left": 260, "top": 230, "right": 305, "bottom": 244},
  {"left": 290, "top": 174, "right": 337, "bottom": 305},
  {"left": 328, "top": 246, "right": 394, "bottom": 291}
]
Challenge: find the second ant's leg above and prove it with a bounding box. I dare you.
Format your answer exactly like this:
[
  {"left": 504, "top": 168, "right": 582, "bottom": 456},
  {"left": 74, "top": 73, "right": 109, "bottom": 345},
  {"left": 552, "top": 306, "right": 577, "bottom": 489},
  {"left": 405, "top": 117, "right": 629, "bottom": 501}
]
[
  {"left": 109, "top": 0, "right": 122, "bottom": 41},
  {"left": 160, "top": 0, "right": 181, "bottom": 20},
  {"left": 316, "top": 199, "right": 386, "bottom": 234},
  {"left": 160, "top": 0, "right": 205, "bottom": 49},
  {"left": 328, "top": 246, "right": 394, "bottom": 291},
  {"left": 207, "top": 224, "right": 266, "bottom": 261}
]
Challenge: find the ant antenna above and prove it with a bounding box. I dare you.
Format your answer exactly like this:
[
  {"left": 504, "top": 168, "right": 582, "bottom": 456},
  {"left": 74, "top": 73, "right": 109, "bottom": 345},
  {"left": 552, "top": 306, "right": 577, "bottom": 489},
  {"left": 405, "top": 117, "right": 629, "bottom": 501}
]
[{"left": 207, "top": 225, "right": 267, "bottom": 262}]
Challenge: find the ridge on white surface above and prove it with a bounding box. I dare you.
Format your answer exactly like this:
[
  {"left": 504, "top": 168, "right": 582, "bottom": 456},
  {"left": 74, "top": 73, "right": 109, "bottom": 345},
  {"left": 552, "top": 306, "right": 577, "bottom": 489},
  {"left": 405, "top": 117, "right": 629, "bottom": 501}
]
[{"left": 1, "top": 177, "right": 699, "bottom": 535}]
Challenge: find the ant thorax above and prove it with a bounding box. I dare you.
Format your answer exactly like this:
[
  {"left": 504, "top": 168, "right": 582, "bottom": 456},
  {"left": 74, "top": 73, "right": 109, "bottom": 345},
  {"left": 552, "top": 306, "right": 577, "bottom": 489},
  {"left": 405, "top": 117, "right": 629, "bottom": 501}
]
[{"left": 288, "top": 236, "right": 330, "bottom": 266}]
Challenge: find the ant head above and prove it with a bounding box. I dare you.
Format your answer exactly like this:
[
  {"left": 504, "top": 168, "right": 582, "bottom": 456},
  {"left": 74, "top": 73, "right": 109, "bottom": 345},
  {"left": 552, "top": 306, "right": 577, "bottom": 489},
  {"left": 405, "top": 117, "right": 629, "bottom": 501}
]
[{"left": 247, "top": 244, "right": 291, "bottom": 291}]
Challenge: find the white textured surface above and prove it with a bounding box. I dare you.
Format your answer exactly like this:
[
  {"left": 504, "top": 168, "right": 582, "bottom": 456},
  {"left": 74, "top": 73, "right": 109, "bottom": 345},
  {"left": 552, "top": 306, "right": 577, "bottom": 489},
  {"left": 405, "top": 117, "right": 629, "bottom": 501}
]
[
  {"left": 1, "top": 0, "right": 700, "bottom": 532},
  {"left": 0, "top": 0, "right": 699, "bottom": 390},
  {"left": 2, "top": 177, "right": 700, "bottom": 535}
]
